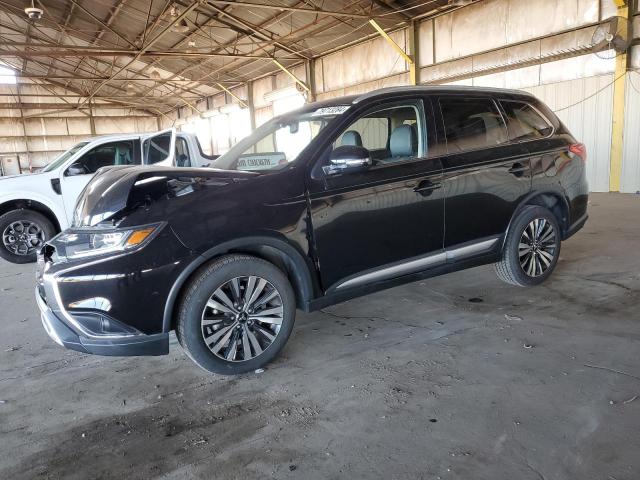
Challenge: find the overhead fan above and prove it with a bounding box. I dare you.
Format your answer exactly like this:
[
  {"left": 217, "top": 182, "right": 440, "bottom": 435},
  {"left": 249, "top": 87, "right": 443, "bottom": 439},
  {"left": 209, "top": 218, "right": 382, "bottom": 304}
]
[{"left": 591, "top": 16, "right": 631, "bottom": 59}]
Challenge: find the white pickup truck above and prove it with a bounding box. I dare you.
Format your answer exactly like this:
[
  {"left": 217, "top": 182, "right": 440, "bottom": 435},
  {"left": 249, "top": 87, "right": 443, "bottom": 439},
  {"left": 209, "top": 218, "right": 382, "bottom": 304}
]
[{"left": 0, "top": 129, "right": 216, "bottom": 263}]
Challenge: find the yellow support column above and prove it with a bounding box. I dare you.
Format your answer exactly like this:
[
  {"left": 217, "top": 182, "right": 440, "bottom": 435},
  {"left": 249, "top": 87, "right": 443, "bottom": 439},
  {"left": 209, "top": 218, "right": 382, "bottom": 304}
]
[
  {"left": 272, "top": 60, "right": 311, "bottom": 94},
  {"left": 216, "top": 83, "right": 248, "bottom": 109},
  {"left": 609, "top": 1, "right": 629, "bottom": 192},
  {"left": 369, "top": 20, "right": 417, "bottom": 85}
]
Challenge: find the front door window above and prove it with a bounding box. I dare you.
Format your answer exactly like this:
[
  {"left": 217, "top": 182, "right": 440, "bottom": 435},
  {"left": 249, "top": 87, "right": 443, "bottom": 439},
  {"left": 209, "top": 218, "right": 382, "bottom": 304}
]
[
  {"left": 65, "top": 140, "right": 138, "bottom": 176},
  {"left": 335, "top": 104, "right": 424, "bottom": 164}
]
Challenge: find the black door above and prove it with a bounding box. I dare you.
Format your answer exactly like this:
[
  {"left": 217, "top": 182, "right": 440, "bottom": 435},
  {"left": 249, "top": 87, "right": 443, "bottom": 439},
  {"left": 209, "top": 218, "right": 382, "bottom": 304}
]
[
  {"left": 436, "top": 96, "right": 532, "bottom": 249},
  {"left": 307, "top": 98, "right": 445, "bottom": 292}
]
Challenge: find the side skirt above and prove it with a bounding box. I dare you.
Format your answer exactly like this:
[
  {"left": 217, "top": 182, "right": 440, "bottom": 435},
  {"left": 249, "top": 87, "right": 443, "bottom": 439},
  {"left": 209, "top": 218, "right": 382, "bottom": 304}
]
[{"left": 307, "top": 236, "right": 502, "bottom": 312}]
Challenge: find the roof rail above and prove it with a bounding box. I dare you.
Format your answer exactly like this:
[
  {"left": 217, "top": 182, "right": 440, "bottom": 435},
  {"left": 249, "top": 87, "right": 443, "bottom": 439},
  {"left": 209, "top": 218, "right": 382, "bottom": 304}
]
[{"left": 353, "top": 85, "right": 534, "bottom": 103}]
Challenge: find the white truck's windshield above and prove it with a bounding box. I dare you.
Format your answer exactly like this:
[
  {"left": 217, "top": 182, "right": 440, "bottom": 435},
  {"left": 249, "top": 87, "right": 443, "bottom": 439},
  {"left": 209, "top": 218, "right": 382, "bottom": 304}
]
[{"left": 42, "top": 142, "right": 89, "bottom": 172}]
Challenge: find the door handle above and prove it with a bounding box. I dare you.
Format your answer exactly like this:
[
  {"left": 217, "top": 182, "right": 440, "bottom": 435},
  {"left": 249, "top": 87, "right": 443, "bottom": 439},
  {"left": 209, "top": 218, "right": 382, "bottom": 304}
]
[{"left": 413, "top": 180, "right": 442, "bottom": 196}]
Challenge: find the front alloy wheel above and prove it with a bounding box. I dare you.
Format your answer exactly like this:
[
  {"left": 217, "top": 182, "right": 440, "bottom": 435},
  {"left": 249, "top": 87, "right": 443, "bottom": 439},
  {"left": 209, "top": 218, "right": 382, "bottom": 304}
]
[
  {"left": 176, "top": 254, "right": 296, "bottom": 375},
  {"left": 2, "top": 220, "right": 46, "bottom": 256},
  {"left": 201, "top": 275, "right": 284, "bottom": 362},
  {"left": 0, "top": 209, "right": 55, "bottom": 264}
]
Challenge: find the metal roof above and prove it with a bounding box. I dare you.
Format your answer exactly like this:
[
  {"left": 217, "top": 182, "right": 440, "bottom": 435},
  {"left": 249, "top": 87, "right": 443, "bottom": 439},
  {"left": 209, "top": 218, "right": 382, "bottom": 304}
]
[{"left": 0, "top": 0, "right": 456, "bottom": 115}]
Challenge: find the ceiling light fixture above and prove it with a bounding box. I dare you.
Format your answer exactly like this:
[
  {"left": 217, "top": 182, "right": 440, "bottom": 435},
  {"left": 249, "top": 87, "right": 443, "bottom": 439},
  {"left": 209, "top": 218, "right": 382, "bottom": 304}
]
[
  {"left": 172, "top": 19, "right": 189, "bottom": 34},
  {"left": 25, "top": 0, "right": 43, "bottom": 21}
]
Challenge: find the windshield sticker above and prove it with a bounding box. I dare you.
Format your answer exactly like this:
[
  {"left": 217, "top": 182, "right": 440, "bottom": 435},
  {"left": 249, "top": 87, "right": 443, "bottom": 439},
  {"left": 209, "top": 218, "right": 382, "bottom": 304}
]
[
  {"left": 236, "top": 153, "right": 286, "bottom": 171},
  {"left": 311, "top": 105, "right": 350, "bottom": 116}
]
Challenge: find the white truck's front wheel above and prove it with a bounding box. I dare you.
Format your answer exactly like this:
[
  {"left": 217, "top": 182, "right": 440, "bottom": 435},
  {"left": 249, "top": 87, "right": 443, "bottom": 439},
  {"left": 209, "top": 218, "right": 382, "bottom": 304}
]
[{"left": 0, "top": 209, "right": 55, "bottom": 264}]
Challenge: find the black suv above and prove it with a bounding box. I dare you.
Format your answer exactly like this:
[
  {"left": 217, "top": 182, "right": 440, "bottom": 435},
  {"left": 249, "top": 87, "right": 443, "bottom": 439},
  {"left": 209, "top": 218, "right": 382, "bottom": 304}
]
[{"left": 36, "top": 86, "right": 588, "bottom": 374}]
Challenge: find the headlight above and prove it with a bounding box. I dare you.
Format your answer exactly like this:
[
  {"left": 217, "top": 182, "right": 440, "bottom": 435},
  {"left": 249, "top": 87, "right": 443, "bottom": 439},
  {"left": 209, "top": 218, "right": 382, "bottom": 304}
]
[{"left": 57, "top": 223, "right": 163, "bottom": 259}]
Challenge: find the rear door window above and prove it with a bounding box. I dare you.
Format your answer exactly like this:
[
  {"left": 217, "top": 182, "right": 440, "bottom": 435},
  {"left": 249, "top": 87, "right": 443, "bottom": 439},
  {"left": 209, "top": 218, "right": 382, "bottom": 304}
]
[
  {"left": 143, "top": 132, "right": 172, "bottom": 164},
  {"left": 175, "top": 137, "right": 192, "bottom": 167},
  {"left": 500, "top": 100, "right": 553, "bottom": 141},
  {"left": 439, "top": 97, "right": 507, "bottom": 153}
]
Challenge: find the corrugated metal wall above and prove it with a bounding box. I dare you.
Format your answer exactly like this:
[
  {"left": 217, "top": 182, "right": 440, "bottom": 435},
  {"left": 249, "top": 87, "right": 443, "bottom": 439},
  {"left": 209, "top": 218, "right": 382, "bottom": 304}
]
[
  {"left": 524, "top": 75, "right": 614, "bottom": 193},
  {"left": 0, "top": 80, "right": 160, "bottom": 172},
  {"left": 621, "top": 71, "right": 640, "bottom": 193}
]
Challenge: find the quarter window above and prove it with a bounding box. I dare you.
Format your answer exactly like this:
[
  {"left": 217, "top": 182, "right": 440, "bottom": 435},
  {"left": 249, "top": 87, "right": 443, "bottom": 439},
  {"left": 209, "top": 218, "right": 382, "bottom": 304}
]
[
  {"left": 439, "top": 97, "right": 507, "bottom": 153},
  {"left": 501, "top": 101, "right": 552, "bottom": 141}
]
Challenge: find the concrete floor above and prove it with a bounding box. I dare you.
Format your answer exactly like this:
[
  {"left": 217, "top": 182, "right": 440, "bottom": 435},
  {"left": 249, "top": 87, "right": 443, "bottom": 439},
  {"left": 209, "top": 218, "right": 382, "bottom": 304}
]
[{"left": 0, "top": 192, "right": 638, "bottom": 480}]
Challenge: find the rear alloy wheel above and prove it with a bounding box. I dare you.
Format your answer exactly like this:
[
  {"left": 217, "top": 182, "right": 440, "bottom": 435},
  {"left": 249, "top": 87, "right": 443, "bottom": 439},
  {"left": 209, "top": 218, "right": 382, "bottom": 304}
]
[
  {"left": 518, "top": 218, "right": 557, "bottom": 277},
  {"left": 176, "top": 255, "right": 296, "bottom": 375},
  {"left": 0, "top": 209, "right": 55, "bottom": 264},
  {"left": 495, "top": 206, "right": 561, "bottom": 286}
]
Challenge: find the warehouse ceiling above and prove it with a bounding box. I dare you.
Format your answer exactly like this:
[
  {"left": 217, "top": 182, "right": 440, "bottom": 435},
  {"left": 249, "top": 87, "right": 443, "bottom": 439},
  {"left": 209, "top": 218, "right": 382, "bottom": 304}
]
[{"left": 0, "top": 0, "right": 454, "bottom": 115}]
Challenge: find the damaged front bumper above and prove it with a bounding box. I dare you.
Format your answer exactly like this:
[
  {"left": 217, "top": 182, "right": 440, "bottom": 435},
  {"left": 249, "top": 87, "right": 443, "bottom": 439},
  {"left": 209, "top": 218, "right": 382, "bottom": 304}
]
[{"left": 35, "top": 284, "right": 169, "bottom": 356}]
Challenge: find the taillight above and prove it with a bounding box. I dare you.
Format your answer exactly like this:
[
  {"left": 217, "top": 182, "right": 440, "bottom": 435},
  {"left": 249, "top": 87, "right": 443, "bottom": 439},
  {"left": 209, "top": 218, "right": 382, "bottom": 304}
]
[{"left": 569, "top": 143, "right": 586, "bottom": 162}]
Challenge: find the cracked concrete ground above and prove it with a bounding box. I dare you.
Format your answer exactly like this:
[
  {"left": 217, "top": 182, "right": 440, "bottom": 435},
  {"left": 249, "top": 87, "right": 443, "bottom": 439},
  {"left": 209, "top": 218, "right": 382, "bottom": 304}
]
[{"left": 0, "top": 192, "right": 639, "bottom": 480}]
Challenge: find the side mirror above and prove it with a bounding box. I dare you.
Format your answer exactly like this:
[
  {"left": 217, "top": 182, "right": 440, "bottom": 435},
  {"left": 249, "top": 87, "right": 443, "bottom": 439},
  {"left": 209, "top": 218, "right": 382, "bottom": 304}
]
[
  {"left": 323, "top": 145, "right": 372, "bottom": 176},
  {"left": 66, "top": 162, "right": 88, "bottom": 176}
]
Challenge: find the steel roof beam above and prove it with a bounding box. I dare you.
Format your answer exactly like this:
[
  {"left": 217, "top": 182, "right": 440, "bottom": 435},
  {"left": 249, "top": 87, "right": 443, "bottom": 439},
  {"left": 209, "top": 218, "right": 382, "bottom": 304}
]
[
  {"left": 0, "top": 43, "right": 301, "bottom": 60},
  {"left": 372, "top": 0, "right": 413, "bottom": 21},
  {"left": 67, "top": 0, "right": 137, "bottom": 48},
  {"left": 206, "top": 1, "right": 405, "bottom": 19},
  {"left": 134, "top": 0, "right": 311, "bottom": 98},
  {"left": 180, "top": 0, "right": 378, "bottom": 89},
  {"left": 15, "top": 75, "right": 238, "bottom": 84},
  {"left": 77, "top": 1, "right": 202, "bottom": 108},
  {"left": 0, "top": 17, "right": 209, "bottom": 98},
  {"left": 200, "top": 1, "right": 311, "bottom": 60}
]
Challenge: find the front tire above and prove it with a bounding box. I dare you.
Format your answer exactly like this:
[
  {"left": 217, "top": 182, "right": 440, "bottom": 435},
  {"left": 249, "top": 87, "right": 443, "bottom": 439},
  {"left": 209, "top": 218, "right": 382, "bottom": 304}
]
[
  {"left": 495, "top": 206, "right": 561, "bottom": 287},
  {"left": 176, "top": 254, "right": 296, "bottom": 375},
  {"left": 0, "top": 209, "right": 55, "bottom": 264}
]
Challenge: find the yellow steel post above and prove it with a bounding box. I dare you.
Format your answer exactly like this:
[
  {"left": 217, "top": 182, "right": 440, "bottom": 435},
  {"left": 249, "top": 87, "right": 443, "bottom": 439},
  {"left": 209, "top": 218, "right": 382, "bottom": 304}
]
[
  {"left": 216, "top": 83, "right": 248, "bottom": 109},
  {"left": 305, "top": 59, "right": 316, "bottom": 102},
  {"left": 408, "top": 21, "right": 419, "bottom": 85},
  {"left": 609, "top": 1, "right": 629, "bottom": 192},
  {"left": 369, "top": 19, "right": 416, "bottom": 85},
  {"left": 272, "top": 60, "right": 311, "bottom": 93}
]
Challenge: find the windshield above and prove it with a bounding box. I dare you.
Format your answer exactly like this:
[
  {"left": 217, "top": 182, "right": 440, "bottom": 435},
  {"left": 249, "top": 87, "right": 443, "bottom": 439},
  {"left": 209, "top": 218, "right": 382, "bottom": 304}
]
[
  {"left": 213, "top": 108, "right": 347, "bottom": 172},
  {"left": 42, "top": 142, "right": 89, "bottom": 172}
]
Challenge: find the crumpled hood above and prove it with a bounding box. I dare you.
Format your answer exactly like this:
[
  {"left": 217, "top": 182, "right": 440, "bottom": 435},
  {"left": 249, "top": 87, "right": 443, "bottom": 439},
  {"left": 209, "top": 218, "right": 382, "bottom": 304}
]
[{"left": 73, "top": 165, "right": 257, "bottom": 227}]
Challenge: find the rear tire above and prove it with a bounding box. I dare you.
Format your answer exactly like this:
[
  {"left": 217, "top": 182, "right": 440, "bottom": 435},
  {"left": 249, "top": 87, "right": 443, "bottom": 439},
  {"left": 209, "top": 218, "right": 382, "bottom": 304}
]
[
  {"left": 0, "top": 209, "right": 55, "bottom": 264},
  {"left": 176, "top": 254, "right": 296, "bottom": 375},
  {"left": 495, "top": 206, "right": 561, "bottom": 287}
]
